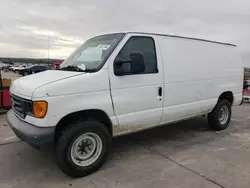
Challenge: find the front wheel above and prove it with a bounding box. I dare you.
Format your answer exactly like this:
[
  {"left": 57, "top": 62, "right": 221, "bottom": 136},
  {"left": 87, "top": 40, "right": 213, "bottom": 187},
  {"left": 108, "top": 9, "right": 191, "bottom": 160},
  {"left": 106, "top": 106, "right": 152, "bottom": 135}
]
[
  {"left": 208, "top": 100, "right": 232, "bottom": 131},
  {"left": 55, "top": 119, "right": 111, "bottom": 177}
]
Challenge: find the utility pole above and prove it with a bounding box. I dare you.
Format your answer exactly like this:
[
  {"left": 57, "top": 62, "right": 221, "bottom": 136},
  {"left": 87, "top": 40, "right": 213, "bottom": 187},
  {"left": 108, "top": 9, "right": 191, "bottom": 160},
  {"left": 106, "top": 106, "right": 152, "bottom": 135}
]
[{"left": 48, "top": 28, "right": 50, "bottom": 64}]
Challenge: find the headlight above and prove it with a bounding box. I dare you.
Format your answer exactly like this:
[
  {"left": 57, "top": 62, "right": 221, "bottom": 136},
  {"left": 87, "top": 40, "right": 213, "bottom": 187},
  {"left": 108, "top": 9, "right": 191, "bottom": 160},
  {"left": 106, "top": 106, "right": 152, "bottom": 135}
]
[{"left": 33, "top": 101, "right": 48, "bottom": 118}]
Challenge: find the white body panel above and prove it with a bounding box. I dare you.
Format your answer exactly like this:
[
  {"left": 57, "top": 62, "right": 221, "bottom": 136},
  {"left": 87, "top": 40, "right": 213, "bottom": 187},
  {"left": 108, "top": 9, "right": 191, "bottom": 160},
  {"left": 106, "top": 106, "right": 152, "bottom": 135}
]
[
  {"left": 10, "top": 32, "right": 243, "bottom": 137},
  {"left": 157, "top": 36, "right": 243, "bottom": 124},
  {"left": 108, "top": 34, "right": 164, "bottom": 135},
  {"left": 10, "top": 70, "right": 83, "bottom": 98}
]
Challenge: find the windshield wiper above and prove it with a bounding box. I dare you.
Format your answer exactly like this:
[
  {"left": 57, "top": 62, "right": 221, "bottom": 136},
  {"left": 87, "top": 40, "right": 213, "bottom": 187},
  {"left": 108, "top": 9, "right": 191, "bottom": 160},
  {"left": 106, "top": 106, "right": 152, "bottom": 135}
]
[
  {"left": 59, "top": 65, "right": 95, "bottom": 72},
  {"left": 60, "top": 65, "right": 84, "bottom": 72}
]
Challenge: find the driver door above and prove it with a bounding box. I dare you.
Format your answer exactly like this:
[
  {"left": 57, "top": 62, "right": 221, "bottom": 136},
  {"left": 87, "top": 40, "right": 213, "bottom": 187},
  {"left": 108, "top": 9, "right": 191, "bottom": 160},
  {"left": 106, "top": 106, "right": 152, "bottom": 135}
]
[{"left": 108, "top": 34, "right": 164, "bottom": 135}]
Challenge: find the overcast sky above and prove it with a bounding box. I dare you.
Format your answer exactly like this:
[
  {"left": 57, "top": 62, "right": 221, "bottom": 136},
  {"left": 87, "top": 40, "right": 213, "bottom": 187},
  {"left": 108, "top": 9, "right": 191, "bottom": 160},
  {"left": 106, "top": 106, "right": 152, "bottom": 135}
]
[{"left": 0, "top": 0, "right": 249, "bottom": 64}]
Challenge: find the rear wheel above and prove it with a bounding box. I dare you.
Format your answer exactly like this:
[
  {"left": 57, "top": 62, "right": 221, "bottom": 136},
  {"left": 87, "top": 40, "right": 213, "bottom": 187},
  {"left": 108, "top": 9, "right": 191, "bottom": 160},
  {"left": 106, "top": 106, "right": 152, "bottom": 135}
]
[
  {"left": 55, "top": 119, "right": 111, "bottom": 177},
  {"left": 24, "top": 71, "right": 29, "bottom": 76},
  {"left": 208, "top": 100, "right": 232, "bottom": 131}
]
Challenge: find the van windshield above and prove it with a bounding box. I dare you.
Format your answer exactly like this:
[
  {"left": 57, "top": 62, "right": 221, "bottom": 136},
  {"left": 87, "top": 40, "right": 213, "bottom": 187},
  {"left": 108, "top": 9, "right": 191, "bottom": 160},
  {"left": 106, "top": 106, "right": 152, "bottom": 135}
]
[{"left": 60, "top": 33, "right": 125, "bottom": 72}]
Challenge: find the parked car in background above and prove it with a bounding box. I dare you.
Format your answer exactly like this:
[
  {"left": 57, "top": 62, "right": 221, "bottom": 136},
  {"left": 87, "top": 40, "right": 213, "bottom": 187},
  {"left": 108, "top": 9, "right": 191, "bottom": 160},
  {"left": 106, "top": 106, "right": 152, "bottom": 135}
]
[
  {"left": 19, "top": 65, "right": 48, "bottom": 76},
  {"left": 0, "top": 63, "right": 5, "bottom": 70},
  {"left": 0, "top": 63, "right": 13, "bottom": 70},
  {"left": 12, "top": 65, "right": 28, "bottom": 73},
  {"left": 1, "top": 62, "right": 15, "bottom": 66},
  {"left": 9, "top": 65, "right": 19, "bottom": 71},
  {"left": 3, "top": 65, "right": 12, "bottom": 72},
  {"left": 49, "top": 61, "right": 62, "bottom": 70}
]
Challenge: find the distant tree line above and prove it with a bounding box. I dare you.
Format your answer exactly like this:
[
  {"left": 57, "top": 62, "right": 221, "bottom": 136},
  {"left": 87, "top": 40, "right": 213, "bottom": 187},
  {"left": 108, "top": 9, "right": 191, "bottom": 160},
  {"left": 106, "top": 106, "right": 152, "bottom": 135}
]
[{"left": 0, "top": 57, "right": 64, "bottom": 64}]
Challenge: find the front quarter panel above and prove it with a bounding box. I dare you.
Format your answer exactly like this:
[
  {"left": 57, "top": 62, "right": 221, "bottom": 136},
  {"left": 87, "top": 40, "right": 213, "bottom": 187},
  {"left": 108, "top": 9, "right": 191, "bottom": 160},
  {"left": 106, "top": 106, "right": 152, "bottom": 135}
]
[{"left": 27, "top": 69, "right": 118, "bottom": 133}]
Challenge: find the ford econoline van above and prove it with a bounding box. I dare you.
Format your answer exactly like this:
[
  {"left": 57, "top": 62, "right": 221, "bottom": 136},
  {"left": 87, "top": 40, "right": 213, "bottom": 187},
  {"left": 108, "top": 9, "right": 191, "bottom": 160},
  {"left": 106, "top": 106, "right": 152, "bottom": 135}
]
[{"left": 7, "top": 32, "right": 243, "bottom": 177}]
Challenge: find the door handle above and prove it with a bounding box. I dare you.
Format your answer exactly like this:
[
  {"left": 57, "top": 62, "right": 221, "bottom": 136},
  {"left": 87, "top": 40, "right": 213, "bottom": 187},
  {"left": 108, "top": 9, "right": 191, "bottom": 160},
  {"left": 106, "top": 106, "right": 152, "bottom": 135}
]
[{"left": 158, "top": 87, "right": 162, "bottom": 97}]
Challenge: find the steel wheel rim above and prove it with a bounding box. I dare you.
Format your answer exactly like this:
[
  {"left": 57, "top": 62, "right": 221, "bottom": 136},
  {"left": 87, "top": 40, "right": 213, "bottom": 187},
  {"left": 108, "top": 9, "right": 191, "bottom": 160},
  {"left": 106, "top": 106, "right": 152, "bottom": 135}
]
[
  {"left": 70, "top": 133, "right": 102, "bottom": 167},
  {"left": 218, "top": 106, "right": 229, "bottom": 124}
]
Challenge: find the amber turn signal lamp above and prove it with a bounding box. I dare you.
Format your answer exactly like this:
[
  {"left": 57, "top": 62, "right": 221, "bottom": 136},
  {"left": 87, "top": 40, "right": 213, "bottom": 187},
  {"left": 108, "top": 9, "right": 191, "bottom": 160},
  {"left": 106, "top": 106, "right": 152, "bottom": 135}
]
[{"left": 33, "top": 101, "right": 48, "bottom": 118}]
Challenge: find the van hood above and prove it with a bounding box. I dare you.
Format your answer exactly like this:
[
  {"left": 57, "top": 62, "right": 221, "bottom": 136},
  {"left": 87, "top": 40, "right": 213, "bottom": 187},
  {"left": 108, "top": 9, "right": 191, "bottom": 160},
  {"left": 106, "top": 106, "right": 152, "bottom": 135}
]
[{"left": 10, "top": 70, "right": 83, "bottom": 99}]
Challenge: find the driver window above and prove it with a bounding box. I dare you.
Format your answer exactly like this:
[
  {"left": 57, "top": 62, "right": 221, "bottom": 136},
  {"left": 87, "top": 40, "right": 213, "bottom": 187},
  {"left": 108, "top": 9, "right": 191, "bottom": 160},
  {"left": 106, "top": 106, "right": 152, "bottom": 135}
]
[{"left": 115, "top": 36, "right": 158, "bottom": 74}]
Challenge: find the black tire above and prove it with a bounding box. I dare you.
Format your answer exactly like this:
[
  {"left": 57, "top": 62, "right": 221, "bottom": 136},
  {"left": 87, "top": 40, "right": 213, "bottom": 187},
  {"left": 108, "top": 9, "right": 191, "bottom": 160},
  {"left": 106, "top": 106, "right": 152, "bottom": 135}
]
[
  {"left": 208, "top": 99, "right": 232, "bottom": 131},
  {"left": 55, "top": 119, "right": 111, "bottom": 177},
  {"left": 24, "top": 71, "right": 29, "bottom": 76}
]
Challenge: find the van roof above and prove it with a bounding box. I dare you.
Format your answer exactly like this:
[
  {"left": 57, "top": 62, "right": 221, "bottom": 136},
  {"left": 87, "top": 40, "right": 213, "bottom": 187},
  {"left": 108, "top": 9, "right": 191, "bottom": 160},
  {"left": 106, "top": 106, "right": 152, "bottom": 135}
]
[{"left": 126, "top": 32, "right": 236, "bottom": 47}]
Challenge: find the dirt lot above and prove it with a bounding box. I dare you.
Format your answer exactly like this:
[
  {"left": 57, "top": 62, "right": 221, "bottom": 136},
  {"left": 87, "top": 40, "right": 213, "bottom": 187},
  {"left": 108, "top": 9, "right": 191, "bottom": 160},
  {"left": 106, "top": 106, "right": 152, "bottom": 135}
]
[
  {"left": 1, "top": 71, "right": 21, "bottom": 81},
  {"left": 1, "top": 72, "right": 250, "bottom": 188}
]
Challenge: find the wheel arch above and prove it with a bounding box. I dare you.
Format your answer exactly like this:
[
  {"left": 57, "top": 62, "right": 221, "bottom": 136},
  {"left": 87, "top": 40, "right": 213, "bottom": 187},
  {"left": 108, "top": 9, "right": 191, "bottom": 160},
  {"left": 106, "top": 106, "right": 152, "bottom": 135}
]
[
  {"left": 55, "top": 109, "right": 113, "bottom": 142},
  {"left": 218, "top": 91, "right": 234, "bottom": 104}
]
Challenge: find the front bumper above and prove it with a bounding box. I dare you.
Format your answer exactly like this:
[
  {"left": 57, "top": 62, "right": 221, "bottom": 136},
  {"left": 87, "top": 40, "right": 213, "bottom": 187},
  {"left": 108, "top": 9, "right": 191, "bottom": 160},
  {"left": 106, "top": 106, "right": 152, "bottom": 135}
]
[{"left": 6, "top": 109, "right": 55, "bottom": 148}]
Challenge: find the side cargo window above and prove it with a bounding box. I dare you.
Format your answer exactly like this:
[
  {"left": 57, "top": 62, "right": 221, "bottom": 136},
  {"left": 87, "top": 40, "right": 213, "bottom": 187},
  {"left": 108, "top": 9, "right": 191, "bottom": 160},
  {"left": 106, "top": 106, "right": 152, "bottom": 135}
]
[{"left": 115, "top": 36, "right": 158, "bottom": 74}]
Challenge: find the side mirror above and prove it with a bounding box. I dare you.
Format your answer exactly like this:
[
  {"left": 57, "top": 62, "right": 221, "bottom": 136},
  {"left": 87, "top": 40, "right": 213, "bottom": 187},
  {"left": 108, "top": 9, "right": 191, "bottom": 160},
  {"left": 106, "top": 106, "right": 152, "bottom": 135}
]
[{"left": 114, "top": 51, "right": 146, "bottom": 76}]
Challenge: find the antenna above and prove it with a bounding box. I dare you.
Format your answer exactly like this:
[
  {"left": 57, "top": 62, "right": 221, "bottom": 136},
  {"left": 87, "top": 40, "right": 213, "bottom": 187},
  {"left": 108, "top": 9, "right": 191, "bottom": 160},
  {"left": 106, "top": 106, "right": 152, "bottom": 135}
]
[{"left": 48, "top": 28, "right": 50, "bottom": 64}]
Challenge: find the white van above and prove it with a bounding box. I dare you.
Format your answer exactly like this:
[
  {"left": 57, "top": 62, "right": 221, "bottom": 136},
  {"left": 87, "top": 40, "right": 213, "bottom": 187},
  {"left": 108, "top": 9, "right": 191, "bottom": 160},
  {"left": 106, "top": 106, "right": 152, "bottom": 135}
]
[{"left": 7, "top": 32, "right": 243, "bottom": 177}]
